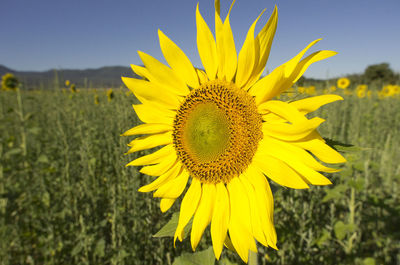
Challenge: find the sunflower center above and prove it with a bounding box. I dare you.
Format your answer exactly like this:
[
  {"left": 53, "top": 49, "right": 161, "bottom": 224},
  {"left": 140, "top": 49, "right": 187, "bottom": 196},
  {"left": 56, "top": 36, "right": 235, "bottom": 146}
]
[{"left": 173, "top": 80, "right": 263, "bottom": 184}]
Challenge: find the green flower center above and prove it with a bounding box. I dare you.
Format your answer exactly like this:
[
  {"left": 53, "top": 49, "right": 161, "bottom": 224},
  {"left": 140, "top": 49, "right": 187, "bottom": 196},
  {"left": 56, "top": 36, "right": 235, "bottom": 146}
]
[{"left": 184, "top": 102, "right": 230, "bottom": 162}]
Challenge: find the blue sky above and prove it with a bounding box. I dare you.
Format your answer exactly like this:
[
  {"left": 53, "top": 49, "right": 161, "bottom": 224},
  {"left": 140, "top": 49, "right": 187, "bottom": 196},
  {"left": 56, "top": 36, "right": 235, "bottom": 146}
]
[{"left": 1, "top": 0, "right": 399, "bottom": 79}]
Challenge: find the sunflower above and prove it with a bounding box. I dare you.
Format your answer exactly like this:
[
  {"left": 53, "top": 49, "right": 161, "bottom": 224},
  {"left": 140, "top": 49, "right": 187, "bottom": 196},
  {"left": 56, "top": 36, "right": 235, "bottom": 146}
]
[
  {"left": 107, "top": 88, "right": 114, "bottom": 102},
  {"left": 122, "top": 0, "right": 345, "bottom": 262},
  {"left": 337, "top": 77, "right": 350, "bottom": 89},
  {"left": 1, "top": 73, "right": 19, "bottom": 91}
]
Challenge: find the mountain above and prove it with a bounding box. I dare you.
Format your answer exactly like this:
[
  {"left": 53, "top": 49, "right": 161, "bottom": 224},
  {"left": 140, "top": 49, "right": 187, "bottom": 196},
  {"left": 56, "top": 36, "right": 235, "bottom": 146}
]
[{"left": 0, "top": 65, "right": 139, "bottom": 90}]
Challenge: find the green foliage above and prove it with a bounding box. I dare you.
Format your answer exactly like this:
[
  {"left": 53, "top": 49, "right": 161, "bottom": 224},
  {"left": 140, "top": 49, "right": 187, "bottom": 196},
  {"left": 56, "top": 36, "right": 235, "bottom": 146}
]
[
  {"left": 0, "top": 88, "right": 399, "bottom": 265},
  {"left": 364, "top": 63, "right": 396, "bottom": 85},
  {"left": 172, "top": 247, "right": 215, "bottom": 265}
]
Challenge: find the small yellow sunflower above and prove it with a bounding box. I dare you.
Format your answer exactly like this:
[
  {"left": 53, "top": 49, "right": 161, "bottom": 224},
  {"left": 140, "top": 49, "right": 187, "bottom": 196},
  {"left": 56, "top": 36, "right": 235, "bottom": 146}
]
[
  {"left": 337, "top": 77, "right": 350, "bottom": 89},
  {"left": 94, "top": 94, "right": 100, "bottom": 105},
  {"left": 65, "top": 80, "right": 71, "bottom": 87},
  {"left": 122, "top": 0, "right": 345, "bottom": 262},
  {"left": 107, "top": 88, "right": 114, "bottom": 102},
  {"left": 70, "top": 84, "right": 77, "bottom": 93},
  {"left": 1, "top": 73, "right": 19, "bottom": 91}
]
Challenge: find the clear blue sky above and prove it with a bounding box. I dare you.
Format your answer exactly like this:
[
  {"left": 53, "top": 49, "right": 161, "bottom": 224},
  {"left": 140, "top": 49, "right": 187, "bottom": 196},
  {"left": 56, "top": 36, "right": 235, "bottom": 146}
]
[{"left": 1, "top": 0, "right": 399, "bottom": 79}]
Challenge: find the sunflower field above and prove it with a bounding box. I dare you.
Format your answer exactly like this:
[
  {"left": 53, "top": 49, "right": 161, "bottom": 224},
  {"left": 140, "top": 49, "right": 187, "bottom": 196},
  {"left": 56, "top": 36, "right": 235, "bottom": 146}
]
[{"left": 1, "top": 81, "right": 399, "bottom": 265}]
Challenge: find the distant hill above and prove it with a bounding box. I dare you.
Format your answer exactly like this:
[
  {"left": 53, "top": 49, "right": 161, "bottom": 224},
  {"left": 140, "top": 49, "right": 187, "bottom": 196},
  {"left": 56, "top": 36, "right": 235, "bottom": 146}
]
[{"left": 0, "top": 65, "right": 139, "bottom": 90}]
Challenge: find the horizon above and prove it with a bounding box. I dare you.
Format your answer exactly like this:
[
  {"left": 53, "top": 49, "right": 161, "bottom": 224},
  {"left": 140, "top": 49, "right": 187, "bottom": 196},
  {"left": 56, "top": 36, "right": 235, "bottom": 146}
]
[{"left": 1, "top": 0, "right": 400, "bottom": 79}]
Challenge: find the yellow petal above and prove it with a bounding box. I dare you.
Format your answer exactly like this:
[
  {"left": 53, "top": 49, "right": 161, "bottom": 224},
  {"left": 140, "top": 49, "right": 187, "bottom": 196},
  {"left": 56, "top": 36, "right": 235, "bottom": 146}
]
[
  {"left": 244, "top": 6, "right": 278, "bottom": 90},
  {"left": 290, "top": 94, "right": 343, "bottom": 115},
  {"left": 122, "top": 77, "right": 182, "bottom": 109},
  {"left": 222, "top": 10, "right": 237, "bottom": 82},
  {"left": 215, "top": 0, "right": 237, "bottom": 81},
  {"left": 227, "top": 177, "right": 257, "bottom": 263},
  {"left": 158, "top": 30, "right": 199, "bottom": 89},
  {"left": 244, "top": 165, "right": 277, "bottom": 249},
  {"left": 253, "top": 154, "right": 309, "bottom": 189},
  {"left": 211, "top": 182, "right": 230, "bottom": 260},
  {"left": 131, "top": 64, "right": 150, "bottom": 79},
  {"left": 293, "top": 137, "right": 346, "bottom": 164},
  {"left": 262, "top": 117, "right": 325, "bottom": 141},
  {"left": 258, "top": 100, "right": 307, "bottom": 123},
  {"left": 284, "top": 39, "right": 321, "bottom": 77},
  {"left": 126, "top": 144, "right": 175, "bottom": 167},
  {"left": 235, "top": 9, "right": 265, "bottom": 89},
  {"left": 139, "top": 151, "right": 177, "bottom": 176},
  {"left": 137, "top": 51, "right": 189, "bottom": 95},
  {"left": 262, "top": 136, "right": 339, "bottom": 173},
  {"left": 215, "top": 4, "right": 225, "bottom": 79},
  {"left": 249, "top": 65, "right": 286, "bottom": 105},
  {"left": 122, "top": 123, "right": 172, "bottom": 136},
  {"left": 132, "top": 103, "right": 175, "bottom": 124},
  {"left": 249, "top": 39, "right": 324, "bottom": 104},
  {"left": 240, "top": 175, "right": 268, "bottom": 247},
  {"left": 196, "top": 3, "right": 218, "bottom": 80},
  {"left": 196, "top": 68, "right": 209, "bottom": 84},
  {"left": 191, "top": 183, "right": 216, "bottom": 250},
  {"left": 138, "top": 161, "right": 181, "bottom": 192},
  {"left": 160, "top": 198, "right": 176, "bottom": 213},
  {"left": 292, "top": 50, "right": 337, "bottom": 84},
  {"left": 153, "top": 169, "right": 189, "bottom": 198},
  {"left": 126, "top": 132, "right": 172, "bottom": 154},
  {"left": 259, "top": 139, "right": 332, "bottom": 185},
  {"left": 174, "top": 178, "right": 202, "bottom": 243}
]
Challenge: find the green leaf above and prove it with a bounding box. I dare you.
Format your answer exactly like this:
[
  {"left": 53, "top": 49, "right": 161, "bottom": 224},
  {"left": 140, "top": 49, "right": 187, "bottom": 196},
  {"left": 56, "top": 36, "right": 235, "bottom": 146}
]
[
  {"left": 218, "top": 258, "right": 240, "bottom": 265},
  {"left": 334, "top": 221, "right": 346, "bottom": 240},
  {"left": 348, "top": 178, "right": 365, "bottom": 192},
  {"left": 24, "top": 112, "right": 34, "bottom": 121},
  {"left": 153, "top": 212, "right": 179, "bottom": 238},
  {"left": 153, "top": 212, "right": 192, "bottom": 239},
  {"left": 71, "top": 241, "right": 83, "bottom": 256},
  {"left": 363, "top": 257, "right": 376, "bottom": 265},
  {"left": 28, "top": 127, "right": 41, "bottom": 135},
  {"left": 334, "top": 221, "right": 356, "bottom": 240},
  {"left": 4, "top": 148, "right": 22, "bottom": 158},
  {"left": 37, "top": 154, "right": 49, "bottom": 164},
  {"left": 172, "top": 247, "right": 215, "bottom": 265},
  {"left": 314, "top": 229, "right": 331, "bottom": 247},
  {"left": 94, "top": 238, "right": 105, "bottom": 258},
  {"left": 42, "top": 192, "right": 50, "bottom": 208},
  {"left": 322, "top": 184, "right": 347, "bottom": 202}
]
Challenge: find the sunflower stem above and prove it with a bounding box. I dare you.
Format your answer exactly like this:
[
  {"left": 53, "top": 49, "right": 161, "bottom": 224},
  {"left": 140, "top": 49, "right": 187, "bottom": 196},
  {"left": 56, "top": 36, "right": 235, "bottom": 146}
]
[{"left": 16, "top": 86, "right": 27, "bottom": 158}]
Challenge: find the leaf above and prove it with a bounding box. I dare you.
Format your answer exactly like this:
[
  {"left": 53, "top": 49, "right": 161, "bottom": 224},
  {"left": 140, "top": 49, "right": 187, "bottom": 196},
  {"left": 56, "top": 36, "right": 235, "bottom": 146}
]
[
  {"left": 334, "top": 221, "right": 356, "bottom": 240},
  {"left": 28, "top": 127, "right": 41, "bottom": 135},
  {"left": 42, "top": 192, "right": 50, "bottom": 208},
  {"left": 37, "top": 154, "right": 49, "bottom": 164},
  {"left": 71, "top": 241, "right": 83, "bottom": 256},
  {"left": 322, "top": 184, "right": 347, "bottom": 202},
  {"left": 314, "top": 229, "right": 331, "bottom": 247},
  {"left": 172, "top": 247, "right": 215, "bottom": 265},
  {"left": 363, "top": 257, "right": 376, "bottom": 265},
  {"left": 4, "top": 148, "right": 22, "bottom": 158},
  {"left": 218, "top": 258, "right": 240, "bottom": 265},
  {"left": 153, "top": 212, "right": 179, "bottom": 238},
  {"left": 94, "top": 238, "right": 105, "bottom": 258},
  {"left": 334, "top": 221, "right": 346, "bottom": 240},
  {"left": 348, "top": 178, "right": 365, "bottom": 192},
  {"left": 153, "top": 212, "right": 193, "bottom": 239},
  {"left": 24, "top": 112, "right": 34, "bottom": 121}
]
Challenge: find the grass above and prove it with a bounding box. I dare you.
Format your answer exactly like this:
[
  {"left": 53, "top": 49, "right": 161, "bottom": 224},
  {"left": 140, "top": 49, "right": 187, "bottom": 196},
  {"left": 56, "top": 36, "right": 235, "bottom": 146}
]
[{"left": 0, "top": 87, "right": 399, "bottom": 265}]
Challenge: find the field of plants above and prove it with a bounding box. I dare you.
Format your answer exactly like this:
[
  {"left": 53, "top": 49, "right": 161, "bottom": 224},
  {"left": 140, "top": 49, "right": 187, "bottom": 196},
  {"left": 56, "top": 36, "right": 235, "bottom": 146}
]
[{"left": 1, "top": 81, "right": 399, "bottom": 264}]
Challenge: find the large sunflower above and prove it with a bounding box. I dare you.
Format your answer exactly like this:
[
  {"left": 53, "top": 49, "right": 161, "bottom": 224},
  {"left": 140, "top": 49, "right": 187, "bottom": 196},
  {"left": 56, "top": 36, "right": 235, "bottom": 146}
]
[{"left": 122, "top": 0, "right": 345, "bottom": 262}]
